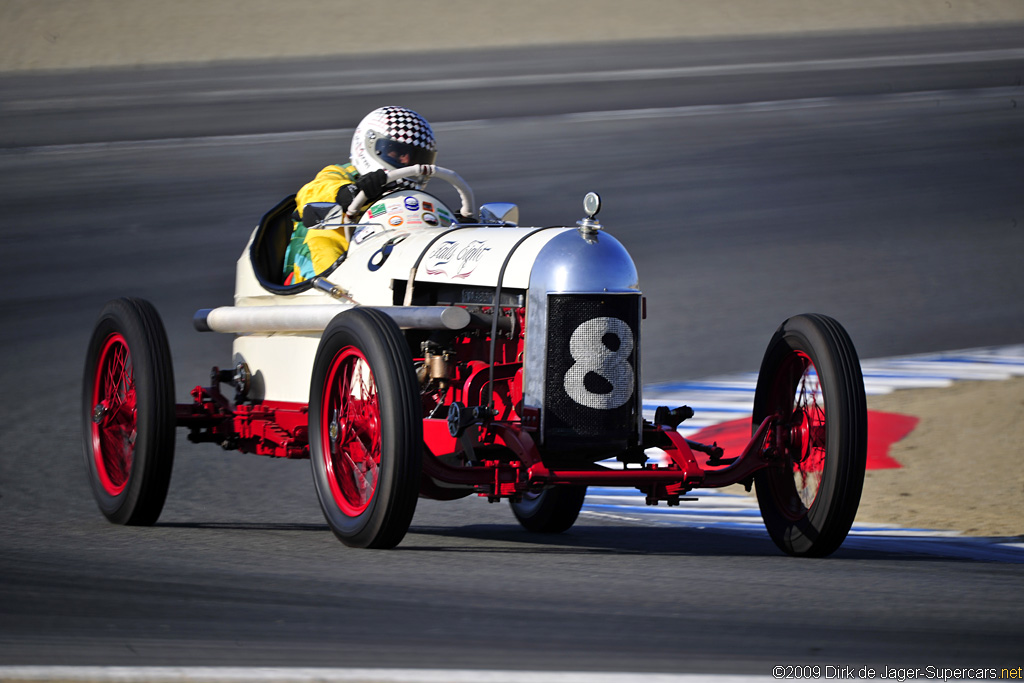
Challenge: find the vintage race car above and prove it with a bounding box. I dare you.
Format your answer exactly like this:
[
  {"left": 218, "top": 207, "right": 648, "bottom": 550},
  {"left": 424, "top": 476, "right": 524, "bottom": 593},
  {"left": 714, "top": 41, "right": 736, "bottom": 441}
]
[{"left": 82, "top": 165, "right": 867, "bottom": 556}]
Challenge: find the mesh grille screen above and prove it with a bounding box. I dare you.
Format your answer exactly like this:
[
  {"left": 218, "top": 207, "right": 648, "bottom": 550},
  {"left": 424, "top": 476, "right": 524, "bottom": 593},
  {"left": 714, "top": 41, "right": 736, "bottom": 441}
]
[{"left": 544, "top": 294, "right": 640, "bottom": 450}]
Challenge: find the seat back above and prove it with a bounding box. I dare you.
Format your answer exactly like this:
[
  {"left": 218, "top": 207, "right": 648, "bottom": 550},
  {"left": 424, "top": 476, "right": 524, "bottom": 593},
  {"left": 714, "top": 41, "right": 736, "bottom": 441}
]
[{"left": 249, "top": 195, "right": 316, "bottom": 294}]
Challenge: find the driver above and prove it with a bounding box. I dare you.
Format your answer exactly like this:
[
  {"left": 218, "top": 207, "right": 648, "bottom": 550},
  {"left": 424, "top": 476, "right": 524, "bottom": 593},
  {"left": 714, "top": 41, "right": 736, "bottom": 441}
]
[{"left": 283, "top": 106, "right": 438, "bottom": 284}]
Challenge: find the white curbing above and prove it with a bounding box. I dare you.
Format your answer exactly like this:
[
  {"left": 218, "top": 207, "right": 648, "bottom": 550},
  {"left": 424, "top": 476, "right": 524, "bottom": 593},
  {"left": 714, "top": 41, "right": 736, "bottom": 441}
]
[{"left": 0, "top": 668, "right": 776, "bottom": 683}]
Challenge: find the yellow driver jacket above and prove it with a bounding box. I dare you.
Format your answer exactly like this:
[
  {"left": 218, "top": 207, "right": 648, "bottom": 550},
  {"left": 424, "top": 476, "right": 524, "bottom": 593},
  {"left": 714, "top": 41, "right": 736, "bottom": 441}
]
[{"left": 284, "top": 163, "right": 359, "bottom": 283}]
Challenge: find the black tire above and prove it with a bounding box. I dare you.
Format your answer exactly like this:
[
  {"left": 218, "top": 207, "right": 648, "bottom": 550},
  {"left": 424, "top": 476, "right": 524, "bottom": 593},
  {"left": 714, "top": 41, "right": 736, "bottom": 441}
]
[
  {"left": 309, "top": 308, "right": 422, "bottom": 548},
  {"left": 82, "top": 298, "right": 176, "bottom": 525},
  {"left": 752, "top": 313, "right": 866, "bottom": 557},
  {"left": 510, "top": 486, "right": 587, "bottom": 533}
]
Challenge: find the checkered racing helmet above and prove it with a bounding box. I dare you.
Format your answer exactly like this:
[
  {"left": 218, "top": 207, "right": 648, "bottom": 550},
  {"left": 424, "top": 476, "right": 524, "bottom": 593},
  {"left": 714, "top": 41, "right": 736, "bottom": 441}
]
[{"left": 351, "top": 106, "right": 437, "bottom": 189}]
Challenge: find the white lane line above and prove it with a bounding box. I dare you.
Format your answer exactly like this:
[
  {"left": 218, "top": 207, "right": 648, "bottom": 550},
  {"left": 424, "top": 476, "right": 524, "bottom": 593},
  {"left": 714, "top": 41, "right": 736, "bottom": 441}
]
[
  {"left": 3, "top": 86, "right": 1019, "bottom": 157},
  {"left": 862, "top": 377, "right": 955, "bottom": 393},
  {"left": 863, "top": 361, "right": 1019, "bottom": 381},
  {"left": 9, "top": 47, "right": 1024, "bottom": 111},
  {"left": 0, "top": 667, "right": 776, "bottom": 683}
]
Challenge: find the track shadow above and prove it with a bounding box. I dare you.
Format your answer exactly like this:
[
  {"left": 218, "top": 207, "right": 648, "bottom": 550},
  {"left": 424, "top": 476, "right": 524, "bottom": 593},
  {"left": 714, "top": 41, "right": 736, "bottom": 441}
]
[
  {"left": 157, "top": 521, "right": 330, "bottom": 532},
  {"left": 152, "top": 520, "right": 1024, "bottom": 563},
  {"left": 402, "top": 523, "right": 1024, "bottom": 563},
  {"left": 402, "top": 523, "right": 773, "bottom": 556}
]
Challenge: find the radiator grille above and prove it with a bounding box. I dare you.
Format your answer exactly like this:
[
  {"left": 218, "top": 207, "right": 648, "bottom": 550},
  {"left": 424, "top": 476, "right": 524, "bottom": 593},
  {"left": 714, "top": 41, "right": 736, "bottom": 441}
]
[{"left": 544, "top": 293, "right": 640, "bottom": 453}]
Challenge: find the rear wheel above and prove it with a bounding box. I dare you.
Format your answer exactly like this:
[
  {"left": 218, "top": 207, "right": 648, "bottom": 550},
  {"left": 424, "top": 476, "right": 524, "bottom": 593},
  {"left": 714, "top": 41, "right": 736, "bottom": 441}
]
[
  {"left": 309, "top": 308, "right": 422, "bottom": 548},
  {"left": 82, "top": 298, "right": 175, "bottom": 525},
  {"left": 510, "top": 486, "right": 587, "bottom": 533},
  {"left": 752, "top": 314, "right": 866, "bottom": 557}
]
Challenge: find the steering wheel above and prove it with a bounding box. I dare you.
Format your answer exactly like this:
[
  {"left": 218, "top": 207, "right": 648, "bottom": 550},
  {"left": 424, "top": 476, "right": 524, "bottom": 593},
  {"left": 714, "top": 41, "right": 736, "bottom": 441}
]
[{"left": 346, "top": 165, "right": 476, "bottom": 222}]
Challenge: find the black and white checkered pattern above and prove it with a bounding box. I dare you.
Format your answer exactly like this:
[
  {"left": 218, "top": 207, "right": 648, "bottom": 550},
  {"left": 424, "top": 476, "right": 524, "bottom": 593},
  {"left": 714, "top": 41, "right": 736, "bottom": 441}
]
[{"left": 379, "top": 106, "right": 436, "bottom": 150}]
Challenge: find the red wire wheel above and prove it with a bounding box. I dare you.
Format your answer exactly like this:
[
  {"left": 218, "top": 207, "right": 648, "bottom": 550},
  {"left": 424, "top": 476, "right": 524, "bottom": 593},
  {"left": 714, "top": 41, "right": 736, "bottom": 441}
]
[
  {"left": 769, "top": 350, "right": 827, "bottom": 517},
  {"left": 90, "top": 332, "right": 135, "bottom": 496},
  {"left": 82, "top": 298, "right": 175, "bottom": 525},
  {"left": 752, "top": 314, "right": 866, "bottom": 557},
  {"left": 309, "top": 308, "right": 422, "bottom": 548},
  {"left": 320, "top": 346, "right": 383, "bottom": 517}
]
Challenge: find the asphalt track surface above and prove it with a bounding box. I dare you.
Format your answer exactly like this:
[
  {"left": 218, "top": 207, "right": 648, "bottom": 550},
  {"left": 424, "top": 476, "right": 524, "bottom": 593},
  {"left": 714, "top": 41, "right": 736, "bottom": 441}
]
[{"left": 1, "top": 27, "right": 1023, "bottom": 675}]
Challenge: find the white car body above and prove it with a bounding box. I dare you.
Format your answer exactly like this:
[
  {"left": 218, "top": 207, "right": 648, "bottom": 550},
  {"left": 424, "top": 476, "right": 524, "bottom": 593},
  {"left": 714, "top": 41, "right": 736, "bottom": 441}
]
[{"left": 214, "top": 186, "right": 638, "bottom": 414}]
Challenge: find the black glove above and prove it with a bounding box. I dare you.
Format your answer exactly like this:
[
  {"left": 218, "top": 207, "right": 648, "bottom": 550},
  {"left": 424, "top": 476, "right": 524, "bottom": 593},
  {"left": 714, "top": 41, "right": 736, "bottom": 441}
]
[
  {"left": 301, "top": 202, "right": 340, "bottom": 227},
  {"left": 336, "top": 169, "right": 388, "bottom": 212}
]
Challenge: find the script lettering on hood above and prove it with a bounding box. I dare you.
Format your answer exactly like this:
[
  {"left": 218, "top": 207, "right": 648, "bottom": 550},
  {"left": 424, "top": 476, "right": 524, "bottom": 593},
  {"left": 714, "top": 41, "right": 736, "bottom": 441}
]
[{"left": 425, "top": 240, "right": 491, "bottom": 279}]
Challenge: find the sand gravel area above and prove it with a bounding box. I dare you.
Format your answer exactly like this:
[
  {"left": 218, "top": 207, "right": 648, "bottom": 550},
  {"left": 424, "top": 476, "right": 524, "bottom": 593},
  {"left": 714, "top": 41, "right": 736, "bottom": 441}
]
[
  {"left": 2, "top": 0, "right": 1021, "bottom": 539},
  {"left": 860, "top": 377, "right": 1024, "bottom": 538},
  {"left": 2, "top": 0, "right": 1024, "bottom": 71}
]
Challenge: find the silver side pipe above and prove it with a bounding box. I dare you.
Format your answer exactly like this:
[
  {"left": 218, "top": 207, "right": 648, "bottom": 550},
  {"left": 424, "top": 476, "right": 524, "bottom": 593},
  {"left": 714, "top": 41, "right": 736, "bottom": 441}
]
[{"left": 194, "top": 304, "right": 472, "bottom": 334}]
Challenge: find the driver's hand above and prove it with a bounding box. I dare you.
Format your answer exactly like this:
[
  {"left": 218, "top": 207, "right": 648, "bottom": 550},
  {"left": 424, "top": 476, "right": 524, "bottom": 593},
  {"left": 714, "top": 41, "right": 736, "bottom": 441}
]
[{"left": 337, "top": 169, "right": 388, "bottom": 211}]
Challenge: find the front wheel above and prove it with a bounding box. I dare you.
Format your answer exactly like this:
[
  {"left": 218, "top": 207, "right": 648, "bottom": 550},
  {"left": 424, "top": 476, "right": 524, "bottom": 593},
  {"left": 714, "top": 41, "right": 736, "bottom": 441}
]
[
  {"left": 309, "top": 308, "right": 422, "bottom": 548},
  {"left": 82, "top": 298, "right": 176, "bottom": 525},
  {"left": 510, "top": 486, "right": 587, "bottom": 533},
  {"left": 752, "top": 314, "right": 866, "bottom": 557}
]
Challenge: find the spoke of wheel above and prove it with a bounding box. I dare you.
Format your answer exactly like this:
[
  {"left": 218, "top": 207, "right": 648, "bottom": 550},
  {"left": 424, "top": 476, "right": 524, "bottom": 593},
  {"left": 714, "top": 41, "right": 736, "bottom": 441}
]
[
  {"left": 325, "top": 351, "right": 383, "bottom": 514},
  {"left": 100, "top": 420, "right": 130, "bottom": 486},
  {"left": 97, "top": 339, "right": 137, "bottom": 491},
  {"left": 105, "top": 344, "right": 128, "bottom": 414},
  {"left": 341, "top": 444, "right": 372, "bottom": 505},
  {"left": 794, "top": 357, "right": 824, "bottom": 508},
  {"left": 340, "top": 358, "right": 357, "bottom": 445}
]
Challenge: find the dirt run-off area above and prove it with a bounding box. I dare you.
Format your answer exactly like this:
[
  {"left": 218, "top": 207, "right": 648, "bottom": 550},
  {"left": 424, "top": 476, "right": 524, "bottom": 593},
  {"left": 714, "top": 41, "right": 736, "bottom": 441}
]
[
  {"left": 859, "top": 377, "right": 1024, "bottom": 538},
  {"left": 3, "top": 0, "right": 1024, "bottom": 71}
]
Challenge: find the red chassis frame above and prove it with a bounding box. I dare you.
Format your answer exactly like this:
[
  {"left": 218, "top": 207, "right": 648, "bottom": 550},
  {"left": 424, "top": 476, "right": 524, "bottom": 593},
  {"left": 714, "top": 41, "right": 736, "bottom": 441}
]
[{"left": 176, "top": 305, "right": 780, "bottom": 505}]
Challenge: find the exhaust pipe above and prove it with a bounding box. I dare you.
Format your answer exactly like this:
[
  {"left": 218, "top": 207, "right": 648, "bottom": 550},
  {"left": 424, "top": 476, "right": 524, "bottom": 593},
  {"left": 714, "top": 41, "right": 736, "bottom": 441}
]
[{"left": 194, "top": 304, "right": 472, "bottom": 334}]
